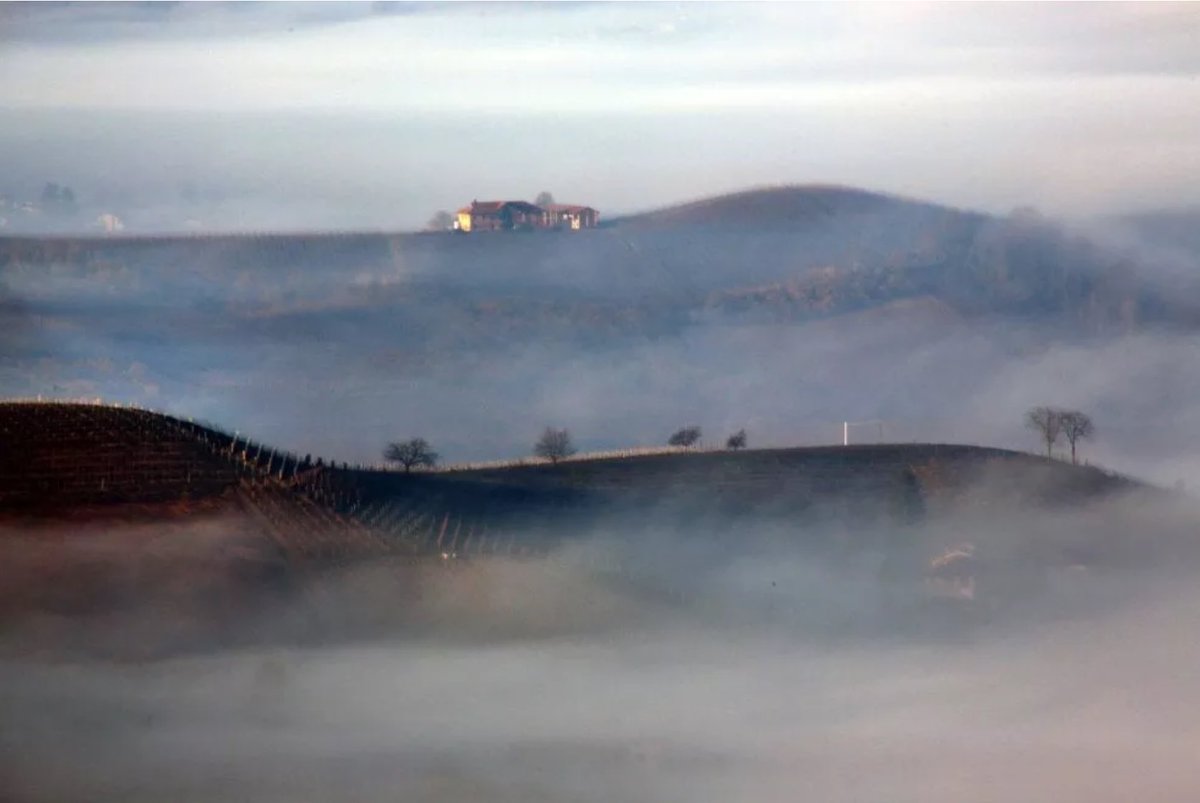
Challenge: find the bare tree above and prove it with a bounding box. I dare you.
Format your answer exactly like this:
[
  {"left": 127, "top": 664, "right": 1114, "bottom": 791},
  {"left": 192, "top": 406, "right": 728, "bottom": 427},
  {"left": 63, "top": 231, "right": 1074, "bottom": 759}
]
[
  {"left": 668, "top": 425, "right": 702, "bottom": 448},
  {"left": 534, "top": 191, "right": 555, "bottom": 207},
  {"left": 1025, "top": 406, "right": 1062, "bottom": 458},
  {"left": 384, "top": 438, "right": 439, "bottom": 472},
  {"left": 725, "top": 429, "right": 747, "bottom": 450},
  {"left": 534, "top": 427, "right": 575, "bottom": 464},
  {"left": 427, "top": 210, "right": 454, "bottom": 231},
  {"left": 1058, "top": 410, "right": 1095, "bottom": 465}
]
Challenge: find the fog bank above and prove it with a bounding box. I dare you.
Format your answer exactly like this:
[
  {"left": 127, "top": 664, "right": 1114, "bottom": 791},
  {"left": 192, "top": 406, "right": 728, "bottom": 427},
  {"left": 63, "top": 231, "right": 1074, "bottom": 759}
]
[{"left": 3, "top": 482, "right": 1200, "bottom": 801}]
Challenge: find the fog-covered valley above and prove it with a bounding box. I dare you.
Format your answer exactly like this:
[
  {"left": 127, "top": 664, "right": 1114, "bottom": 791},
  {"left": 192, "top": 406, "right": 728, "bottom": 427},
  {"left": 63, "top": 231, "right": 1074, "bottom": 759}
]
[
  {"left": 4, "top": 476, "right": 1200, "bottom": 802},
  {"left": 2, "top": 180, "right": 1199, "bottom": 803},
  {"left": 7, "top": 3, "right": 1200, "bottom": 800}
]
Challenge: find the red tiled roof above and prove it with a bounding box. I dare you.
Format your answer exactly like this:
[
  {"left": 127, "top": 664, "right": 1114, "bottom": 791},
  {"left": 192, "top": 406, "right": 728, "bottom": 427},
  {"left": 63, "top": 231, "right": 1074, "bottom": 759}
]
[
  {"left": 544, "top": 203, "right": 596, "bottom": 213},
  {"left": 458, "top": 200, "right": 542, "bottom": 215},
  {"left": 456, "top": 200, "right": 598, "bottom": 216},
  {"left": 503, "top": 201, "right": 543, "bottom": 214}
]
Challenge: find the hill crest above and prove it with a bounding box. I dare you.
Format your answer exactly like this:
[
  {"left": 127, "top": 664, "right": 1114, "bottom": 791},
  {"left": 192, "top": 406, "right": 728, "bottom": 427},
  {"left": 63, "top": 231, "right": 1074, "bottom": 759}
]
[{"left": 609, "top": 185, "right": 978, "bottom": 229}]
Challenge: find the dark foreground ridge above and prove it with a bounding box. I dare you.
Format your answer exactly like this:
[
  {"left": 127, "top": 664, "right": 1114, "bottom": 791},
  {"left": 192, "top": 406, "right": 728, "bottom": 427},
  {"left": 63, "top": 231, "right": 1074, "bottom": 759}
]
[
  {"left": 0, "top": 401, "right": 1159, "bottom": 658},
  {"left": 1, "top": 401, "right": 1140, "bottom": 562}
]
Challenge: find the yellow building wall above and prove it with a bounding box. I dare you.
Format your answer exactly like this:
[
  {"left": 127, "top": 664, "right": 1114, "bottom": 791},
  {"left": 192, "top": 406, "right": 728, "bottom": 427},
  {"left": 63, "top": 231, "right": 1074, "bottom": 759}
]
[{"left": 456, "top": 211, "right": 472, "bottom": 232}]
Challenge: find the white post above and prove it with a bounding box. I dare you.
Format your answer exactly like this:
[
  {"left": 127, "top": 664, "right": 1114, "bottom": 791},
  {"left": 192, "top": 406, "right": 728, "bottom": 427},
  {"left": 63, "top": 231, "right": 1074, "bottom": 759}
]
[{"left": 843, "top": 421, "right": 849, "bottom": 446}]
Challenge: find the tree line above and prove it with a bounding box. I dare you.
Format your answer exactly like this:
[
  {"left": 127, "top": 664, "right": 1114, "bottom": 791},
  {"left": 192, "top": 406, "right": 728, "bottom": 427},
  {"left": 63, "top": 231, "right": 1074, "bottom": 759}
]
[
  {"left": 383, "top": 423, "right": 749, "bottom": 471},
  {"left": 385, "top": 409, "right": 1097, "bottom": 473}
]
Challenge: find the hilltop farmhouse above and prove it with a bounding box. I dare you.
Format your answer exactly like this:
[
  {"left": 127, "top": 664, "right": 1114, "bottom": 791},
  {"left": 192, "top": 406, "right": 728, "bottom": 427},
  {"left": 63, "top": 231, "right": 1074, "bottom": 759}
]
[{"left": 455, "top": 200, "right": 599, "bottom": 232}]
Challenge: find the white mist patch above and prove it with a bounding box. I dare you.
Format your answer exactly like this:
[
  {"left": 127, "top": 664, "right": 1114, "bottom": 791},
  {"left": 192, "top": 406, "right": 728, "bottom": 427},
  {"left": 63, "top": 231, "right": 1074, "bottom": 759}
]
[
  {"left": 5, "top": 581, "right": 1200, "bottom": 803},
  {"left": 3, "top": 487, "right": 1200, "bottom": 801}
]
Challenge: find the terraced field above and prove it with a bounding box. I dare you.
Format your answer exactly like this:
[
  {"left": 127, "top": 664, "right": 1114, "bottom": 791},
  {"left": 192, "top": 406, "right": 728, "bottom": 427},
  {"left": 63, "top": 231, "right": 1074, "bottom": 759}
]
[
  {"left": 0, "top": 402, "right": 241, "bottom": 508},
  {"left": 0, "top": 402, "right": 380, "bottom": 565}
]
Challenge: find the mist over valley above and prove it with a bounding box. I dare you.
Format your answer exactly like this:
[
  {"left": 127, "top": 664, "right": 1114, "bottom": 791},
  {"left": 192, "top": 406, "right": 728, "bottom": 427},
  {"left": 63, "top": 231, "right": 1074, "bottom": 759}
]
[{"left": 5, "top": 2, "right": 1200, "bottom": 800}]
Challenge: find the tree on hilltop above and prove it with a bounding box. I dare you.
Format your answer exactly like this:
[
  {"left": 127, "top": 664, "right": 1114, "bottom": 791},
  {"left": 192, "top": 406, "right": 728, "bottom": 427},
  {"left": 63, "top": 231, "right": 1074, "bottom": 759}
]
[
  {"left": 725, "top": 429, "right": 747, "bottom": 450},
  {"left": 1025, "top": 406, "right": 1062, "bottom": 459},
  {"left": 384, "top": 438, "right": 439, "bottom": 472},
  {"left": 668, "top": 426, "right": 702, "bottom": 448},
  {"left": 1058, "top": 410, "right": 1095, "bottom": 465},
  {"left": 534, "top": 427, "right": 575, "bottom": 464},
  {"left": 534, "top": 191, "right": 555, "bottom": 207}
]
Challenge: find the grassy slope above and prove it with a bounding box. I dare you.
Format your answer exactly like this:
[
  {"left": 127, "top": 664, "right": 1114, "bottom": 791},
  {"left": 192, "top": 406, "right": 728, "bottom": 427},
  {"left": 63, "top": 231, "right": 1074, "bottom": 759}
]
[{"left": 332, "top": 443, "right": 1141, "bottom": 540}]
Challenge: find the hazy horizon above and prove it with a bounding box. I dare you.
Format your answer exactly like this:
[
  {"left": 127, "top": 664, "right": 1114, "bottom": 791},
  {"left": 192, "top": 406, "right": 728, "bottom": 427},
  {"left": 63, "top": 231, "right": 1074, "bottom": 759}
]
[{"left": 2, "top": 2, "right": 1200, "bottom": 232}]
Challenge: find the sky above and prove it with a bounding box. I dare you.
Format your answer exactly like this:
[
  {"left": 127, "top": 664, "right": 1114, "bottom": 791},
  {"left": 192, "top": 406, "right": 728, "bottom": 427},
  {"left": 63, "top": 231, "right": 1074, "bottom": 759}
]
[{"left": 2, "top": 1, "right": 1200, "bottom": 229}]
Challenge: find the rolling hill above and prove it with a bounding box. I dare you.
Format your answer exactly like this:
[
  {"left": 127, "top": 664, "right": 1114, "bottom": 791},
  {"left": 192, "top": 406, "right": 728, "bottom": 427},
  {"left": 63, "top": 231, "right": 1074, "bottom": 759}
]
[
  {"left": 608, "top": 185, "right": 958, "bottom": 229},
  {"left": 3, "top": 185, "right": 1196, "bottom": 343},
  {"left": 0, "top": 400, "right": 1171, "bottom": 657},
  {"left": 1, "top": 401, "right": 1142, "bottom": 554}
]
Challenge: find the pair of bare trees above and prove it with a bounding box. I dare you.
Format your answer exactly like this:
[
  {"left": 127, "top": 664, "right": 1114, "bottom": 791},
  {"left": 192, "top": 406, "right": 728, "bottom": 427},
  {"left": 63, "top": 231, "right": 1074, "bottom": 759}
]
[{"left": 1025, "top": 407, "right": 1095, "bottom": 464}]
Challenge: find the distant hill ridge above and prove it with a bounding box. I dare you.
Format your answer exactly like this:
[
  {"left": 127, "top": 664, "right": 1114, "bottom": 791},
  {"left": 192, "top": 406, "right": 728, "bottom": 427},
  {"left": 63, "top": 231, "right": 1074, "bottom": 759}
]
[
  {"left": 2, "top": 183, "right": 1197, "bottom": 344},
  {"left": 609, "top": 184, "right": 976, "bottom": 229},
  {"left": 1, "top": 184, "right": 975, "bottom": 249}
]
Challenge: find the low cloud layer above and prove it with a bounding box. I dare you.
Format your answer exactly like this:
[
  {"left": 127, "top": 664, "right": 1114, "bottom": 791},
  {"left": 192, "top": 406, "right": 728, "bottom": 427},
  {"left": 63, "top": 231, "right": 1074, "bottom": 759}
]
[
  {"left": 13, "top": 615, "right": 1200, "bottom": 803},
  {"left": 3, "top": 483, "right": 1200, "bottom": 802}
]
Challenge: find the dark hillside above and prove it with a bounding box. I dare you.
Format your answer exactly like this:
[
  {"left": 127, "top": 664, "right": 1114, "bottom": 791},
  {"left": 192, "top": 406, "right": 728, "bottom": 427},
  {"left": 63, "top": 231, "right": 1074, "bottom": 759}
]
[
  {"left": 0, "top": 402, "right": 243, "bottom": 510},
  {"left": 2, "top": 403, "right": 1141, "bottom": 553},
  {"left": 0, "top": 401, "right": 1165, "bottom": 656},
  {"left": 0, "top": 402, "right": 388, "bottom": 565},
  {"left": 279, "top": 437, "right": 1147, "bottom": 587},
  {"left": 451, "top": 443, "right": 1131, "bottom": 503}
]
